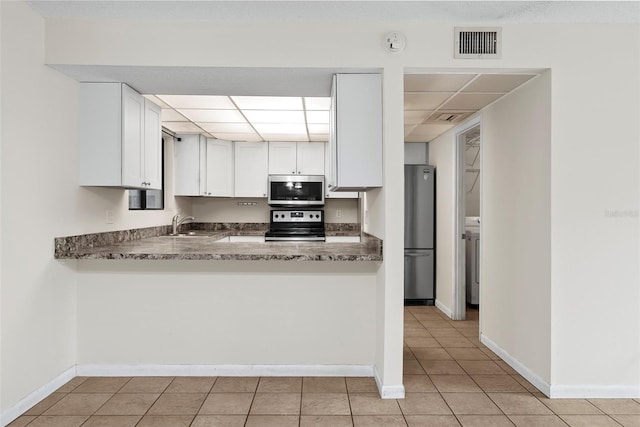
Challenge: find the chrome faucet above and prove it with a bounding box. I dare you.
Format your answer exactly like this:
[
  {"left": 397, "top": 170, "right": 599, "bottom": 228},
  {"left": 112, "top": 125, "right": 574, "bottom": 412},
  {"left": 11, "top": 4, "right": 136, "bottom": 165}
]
[{"left": 171, "top": 214, "right": 195, "bottom": 235}]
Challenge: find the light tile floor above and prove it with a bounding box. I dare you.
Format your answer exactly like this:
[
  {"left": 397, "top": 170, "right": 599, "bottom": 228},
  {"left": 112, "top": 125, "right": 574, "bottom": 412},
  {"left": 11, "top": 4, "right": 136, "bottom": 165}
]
[{"left": 9, "top": 306, "right": 640, "bottom": 426}]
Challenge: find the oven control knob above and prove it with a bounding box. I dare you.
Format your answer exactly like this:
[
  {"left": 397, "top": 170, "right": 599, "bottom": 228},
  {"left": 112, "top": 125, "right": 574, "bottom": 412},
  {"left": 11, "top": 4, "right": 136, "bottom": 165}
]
[
  {"left": 316, "top": 214, "right": 320, "bottom": 218},
  {"left": 275, "top": 214, "right": 279, "bottom": 219}
]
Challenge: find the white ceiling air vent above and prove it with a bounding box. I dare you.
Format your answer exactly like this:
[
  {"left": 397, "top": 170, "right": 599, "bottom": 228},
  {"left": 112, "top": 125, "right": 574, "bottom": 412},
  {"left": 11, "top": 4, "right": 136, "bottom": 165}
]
[
  {"left": 425, "top": 112, "right": 472, "bottom": 124},
  {"left": 455, "top": 27, "right": 502, "bottom": 59}
]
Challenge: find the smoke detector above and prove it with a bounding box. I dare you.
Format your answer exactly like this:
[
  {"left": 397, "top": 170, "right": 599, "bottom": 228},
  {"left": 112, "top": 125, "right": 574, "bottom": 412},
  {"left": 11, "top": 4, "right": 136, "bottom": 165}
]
[{"left": 384, "top": 32, "right": 406, "bottom": 53}]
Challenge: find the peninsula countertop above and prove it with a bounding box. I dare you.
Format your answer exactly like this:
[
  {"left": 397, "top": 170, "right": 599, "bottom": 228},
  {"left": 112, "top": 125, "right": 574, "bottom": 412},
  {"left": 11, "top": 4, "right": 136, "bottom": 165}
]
[{"left": 54, "top": 223, "right": 383, "bottom": 262}]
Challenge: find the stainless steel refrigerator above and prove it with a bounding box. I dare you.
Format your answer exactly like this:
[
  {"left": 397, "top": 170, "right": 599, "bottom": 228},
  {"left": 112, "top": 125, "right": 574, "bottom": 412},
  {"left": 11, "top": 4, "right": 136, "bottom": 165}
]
[{"left": 404, "top": 165, "right": 435, "bottom": 304}]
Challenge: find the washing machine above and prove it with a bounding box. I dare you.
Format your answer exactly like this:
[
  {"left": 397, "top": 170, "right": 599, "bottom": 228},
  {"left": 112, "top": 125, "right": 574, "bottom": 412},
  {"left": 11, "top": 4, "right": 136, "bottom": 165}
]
[{"left": 465, "top": 217, "right": 480, "bottom": 305}]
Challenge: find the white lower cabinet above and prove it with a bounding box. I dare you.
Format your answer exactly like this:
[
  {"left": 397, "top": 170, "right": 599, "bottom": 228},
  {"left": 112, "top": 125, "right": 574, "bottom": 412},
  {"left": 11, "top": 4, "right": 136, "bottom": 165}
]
[
  {"left": 234, "top": 142, "right": 268, "bottom": 197},
  {"left": 174, "top": 135, "right": 233, "bottom": 197}
]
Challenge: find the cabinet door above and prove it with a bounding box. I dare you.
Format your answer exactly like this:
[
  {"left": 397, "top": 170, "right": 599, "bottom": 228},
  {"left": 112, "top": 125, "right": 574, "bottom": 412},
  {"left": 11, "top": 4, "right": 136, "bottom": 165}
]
[
  {"left": 324, "top": 142, "right": 358, "bottom": 199},
  {"left": 296, "top": 142, "right": 325, "bottom": 175},
  {"left": 121, "top": 84, "right": 145, "bottom": 188},
  {"left": 174, "top": 134, "right": 202, "bottom": 196},
  {"left": 143, "top": 99, "right": 162, "bottom": 190},
  {"left": 268, "top": 142, "right": 297, "bottom": 175},
  {"left": 331, "top": 74, "right": 382, "bottom": 190},
  {"left": 234, "top": 142, "right": 268, "bottom": 197},
  {"left": 206, "top": 139, "right": 234, "bottom": 197}
]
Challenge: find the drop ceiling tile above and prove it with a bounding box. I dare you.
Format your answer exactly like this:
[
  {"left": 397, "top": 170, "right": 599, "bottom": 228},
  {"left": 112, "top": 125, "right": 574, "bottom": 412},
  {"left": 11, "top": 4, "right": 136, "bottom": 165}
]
[
  {"left": 309, "top": 134, "right": 329, "bottom": 142},
  {"left": 261, "top": 133, "right": 309, "bottom": 142},
  {"left": 162, "top": 109, "right": 189, "bottom": 122},
  {"left": 307, "top": 123, "right": 329, "bottom": 133},
  {"left": 405, "top": 92, "right": 454, "bottom": 110},
  {"left": 253, "top": 123, "right": 307, "bottom": 134},
  {"left": 211, "top": 132, "right": 263, "bottom": 142},
  {"left": 243, "top": 110, "right": 305, "bottom": 124},
  {"left": 162, "top": 122, "right": 204, "bottom": 133},
  {"left": 232, "top": 96, "right": 302, "bottom": 110},
  {"left": 462, "top": 74, "right": 536, "bottom": 93},
  {"left": 406, "top": 123, "right": 455, "bottom": 142},
  {"left": 144, "top": 95, "right": 171, "bottom": 109},
  {"left": 304, "top": 97, "right": 331, "bottom": 110},
  {"left": 404, "top": 74, "right": 476, "bottom": 92},
  {"left": 177, "top": 109, "right": 246, "bottom": 123},
  {"left": 440, "top": 93, "right": 502, "bottom": 110},
  {"left": 306, "top": 110, "right": 330, "bottom": 124},
  {"left": 199, "top": 122, "right": 255, "bottom": 133},
  {"left": 157, "top": 95, "right": 235, "bottom": 109},
  {"left": 404, "top": 110, "right": 433, "bottom": 125}
]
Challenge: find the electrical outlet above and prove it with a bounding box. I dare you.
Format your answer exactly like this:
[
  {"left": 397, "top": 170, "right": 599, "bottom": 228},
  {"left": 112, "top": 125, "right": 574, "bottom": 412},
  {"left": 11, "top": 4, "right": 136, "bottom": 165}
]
[
  {"left": 336, "top": 209, "right": 342, "bottom": 218},
  {"left": 364, "top": 209, "right": 369, "bottom": 225},
  {"left": 105, "top": 210, "right": 114, "bottom": 224}
]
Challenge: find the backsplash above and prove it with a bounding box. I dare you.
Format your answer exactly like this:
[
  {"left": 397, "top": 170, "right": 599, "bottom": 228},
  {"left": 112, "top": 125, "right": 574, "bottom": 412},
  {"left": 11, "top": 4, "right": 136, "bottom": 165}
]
[{"left": 190, "top": 197, "right": 359, "bottom": 223}]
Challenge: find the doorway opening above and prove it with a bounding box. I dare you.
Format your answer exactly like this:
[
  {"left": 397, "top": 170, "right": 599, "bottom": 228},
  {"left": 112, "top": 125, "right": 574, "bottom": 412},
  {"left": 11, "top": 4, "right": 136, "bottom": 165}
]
[{"left": 453, "top": 120, "right": 481, "bottom": 321}]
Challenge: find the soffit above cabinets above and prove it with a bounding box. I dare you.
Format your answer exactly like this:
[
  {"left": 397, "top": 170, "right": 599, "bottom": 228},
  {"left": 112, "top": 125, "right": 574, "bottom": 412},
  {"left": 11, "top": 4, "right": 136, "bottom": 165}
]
[
  {"left": 152, "top": 95, "right": 331, "bottom": 143},
  {"left": 404, "top": 73, "right": 537, "bottom": 143}
]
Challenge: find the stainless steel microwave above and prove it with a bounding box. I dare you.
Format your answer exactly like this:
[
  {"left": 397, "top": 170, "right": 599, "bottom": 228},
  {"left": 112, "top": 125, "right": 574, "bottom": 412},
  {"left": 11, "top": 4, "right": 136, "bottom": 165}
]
[{"left": 267, "top": 175, "right": 325, "bottom": 207}]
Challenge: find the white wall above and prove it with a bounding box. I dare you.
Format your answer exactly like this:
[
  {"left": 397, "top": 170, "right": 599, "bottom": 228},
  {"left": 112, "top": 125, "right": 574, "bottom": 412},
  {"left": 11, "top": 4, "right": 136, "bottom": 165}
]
[
  {"left": 404, "top": 143, "right": 428, "bottom": 164},
  {"left": 1, "top": 2, "right": 78, "bottom": 414},
  {"left": 548, "top": 27, "right": 639, "bottom": 394},
  {"left": 481, "top": 72, "right": 552, "bottom": 386},
  {"left": 0, "top": 3, "right": 188, "bottom": 417},
  {"left": 77, "top": 261, "right": 377, "bottom": 366},
  {"left": 427, "top": 132, "right": 457, "bottom": 315},
  {"left": 192, "top": 198, "right": 359, "bottom": 224}
]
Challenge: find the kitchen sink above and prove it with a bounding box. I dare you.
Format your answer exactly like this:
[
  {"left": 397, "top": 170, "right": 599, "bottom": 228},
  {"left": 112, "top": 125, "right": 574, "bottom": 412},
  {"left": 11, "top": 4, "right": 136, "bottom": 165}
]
[
  {"left": 214, "top": 236, "right": 266, "bottom": 243},
  {"left": 161, "top": 231, "right": 216, "bottom": 238}
]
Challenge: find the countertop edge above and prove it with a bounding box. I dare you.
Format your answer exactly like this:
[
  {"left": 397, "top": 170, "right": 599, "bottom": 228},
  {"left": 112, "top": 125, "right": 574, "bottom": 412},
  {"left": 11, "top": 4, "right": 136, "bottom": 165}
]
[{"left": 55, "top": 223, "right": 382, "bottom": 262}]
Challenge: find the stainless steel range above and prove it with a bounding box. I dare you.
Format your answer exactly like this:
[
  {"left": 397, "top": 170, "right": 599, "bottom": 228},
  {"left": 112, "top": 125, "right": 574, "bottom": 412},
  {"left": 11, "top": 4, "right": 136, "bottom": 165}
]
[{"left": 265, "top": 209, "right": 326, "bottom": 242}]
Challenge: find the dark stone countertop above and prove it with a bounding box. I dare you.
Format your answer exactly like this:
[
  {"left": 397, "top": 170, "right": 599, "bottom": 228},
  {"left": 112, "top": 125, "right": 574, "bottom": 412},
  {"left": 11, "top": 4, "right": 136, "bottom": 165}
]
[{"left": 55, "top": 223, "right": 382, "bottom": 262}]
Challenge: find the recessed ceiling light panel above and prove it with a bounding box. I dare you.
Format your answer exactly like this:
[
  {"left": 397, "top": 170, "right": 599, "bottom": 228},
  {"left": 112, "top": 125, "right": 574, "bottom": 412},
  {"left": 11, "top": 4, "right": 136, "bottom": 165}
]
[{"left": 232, "top": 96, "right": 303, "bottom": 110}]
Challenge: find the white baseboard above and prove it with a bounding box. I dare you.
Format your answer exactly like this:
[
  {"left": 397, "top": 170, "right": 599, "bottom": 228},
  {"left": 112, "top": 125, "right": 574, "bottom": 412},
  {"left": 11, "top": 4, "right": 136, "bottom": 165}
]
[
  {"left": 480, "top": 333, "right": 551, "bottom": 397},
  {"left": 373, "top": 366, "right": 405, "bottom": 399},
  {"left": 1, "top": 365, "right": 76, "bottom": 427},
  {"left": 76, "top": 364, "right": 374, "bottom": 378},
  {"left": 550, "top": 384, "right": 640, "bottom": 399},
  {"left": 435, "top": 299, "right": 453, "bottom": 318}
]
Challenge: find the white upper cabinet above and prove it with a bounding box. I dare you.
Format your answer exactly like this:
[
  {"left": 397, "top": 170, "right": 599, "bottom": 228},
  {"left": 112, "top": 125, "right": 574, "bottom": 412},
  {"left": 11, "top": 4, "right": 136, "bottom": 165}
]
[
  {"left": 174, "top": 135, "right": 233, "bottom": 197},
  {"left": 268, "top": 141, "right": 325, "bottom": 175},
  {"left": 268, "top": 142, "right": 297, "bottom": 174},
  {"left": 324, "top": 142, "right": 358, "bottom": 199},
  {"left": 205, "top": 139, "right": 234, "bottom": 197},
  {"left": 174, "top": 134, "right": 205, "bottom": 196},
  {"left": 79, "top": 83, "right": 162, "bottom": 190},
  {"left": 296, "top": 142, "right": 325, "bottom": 175},
  {"left": 328, "top": 74, "right": 383, "bottom": 191},
  {"left": 143, "top": 99, "right": 163, "bottom": 189},
  {"left": 234, "top": 142, "right": 268, "bottom": 197}
]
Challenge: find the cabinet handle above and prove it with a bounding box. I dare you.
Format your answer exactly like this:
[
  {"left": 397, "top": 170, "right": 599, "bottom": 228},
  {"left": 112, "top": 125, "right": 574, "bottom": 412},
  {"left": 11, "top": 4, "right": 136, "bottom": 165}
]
[{"left": 292, "top": 171, "right": 295, "bottom": 174}]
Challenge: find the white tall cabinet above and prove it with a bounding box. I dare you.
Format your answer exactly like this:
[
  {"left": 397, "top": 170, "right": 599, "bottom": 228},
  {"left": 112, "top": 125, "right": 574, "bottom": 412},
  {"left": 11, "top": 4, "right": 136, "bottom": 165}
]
[
  {"left": 328, "top": 74, "right": 383, "bottom": 191},
  {"left": 234, "top": 142, "right": 269, "bottom": 197},
  {"left": 268, "top": 141, "right": 325, "bottom": 175},
  {"left": 79, "top": 83, "right": 162, "bottom": 190}
]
